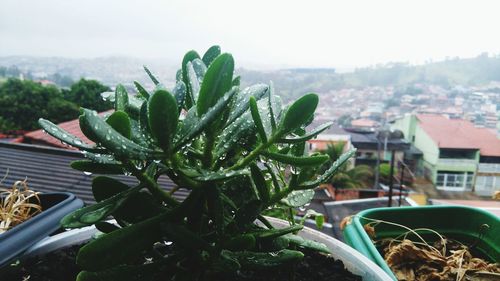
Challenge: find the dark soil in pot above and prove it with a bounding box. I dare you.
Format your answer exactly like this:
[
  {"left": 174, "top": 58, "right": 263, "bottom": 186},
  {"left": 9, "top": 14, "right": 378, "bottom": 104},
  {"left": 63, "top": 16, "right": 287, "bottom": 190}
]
[{"left": 1, "top": 248, "right": 361, "bottom": 281}]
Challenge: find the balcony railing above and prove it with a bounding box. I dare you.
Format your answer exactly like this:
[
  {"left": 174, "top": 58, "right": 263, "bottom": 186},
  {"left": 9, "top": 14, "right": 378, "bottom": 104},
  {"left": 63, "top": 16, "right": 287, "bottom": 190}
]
[
  {"left": 437, "top": 158, "right": 477, "bottom": 167},
  {"left": 478, "top": 163, "right": 500, "bottom": 173}
]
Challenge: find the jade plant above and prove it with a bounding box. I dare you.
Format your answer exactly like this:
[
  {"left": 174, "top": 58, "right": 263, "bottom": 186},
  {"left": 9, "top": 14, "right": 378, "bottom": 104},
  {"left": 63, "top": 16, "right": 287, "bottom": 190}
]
[{"left": 39, "top": 46, "right": 355, "bottom": 280}]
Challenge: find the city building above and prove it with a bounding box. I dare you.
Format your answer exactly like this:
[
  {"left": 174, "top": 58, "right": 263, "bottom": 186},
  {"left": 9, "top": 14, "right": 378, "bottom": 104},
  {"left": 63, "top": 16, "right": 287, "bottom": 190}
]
[{"left": 393, "top": 114, "right": 500, "bottom": 196}]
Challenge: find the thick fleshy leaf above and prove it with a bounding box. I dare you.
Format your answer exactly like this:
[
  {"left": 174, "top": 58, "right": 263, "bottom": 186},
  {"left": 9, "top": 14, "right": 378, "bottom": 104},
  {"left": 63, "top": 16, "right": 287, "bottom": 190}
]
[
  {"left": 202, "top": 45, "right": 221, "bottom": 66},
  {"left": 251, "top": 224, "right": 303, "bottom": 239},
  {"left": 261, "top": 151, "right": 329, "bottom": 167},
  {"left": 71, "top": 160, "right": 123, "bottom": 174},
  {"left": 126, "top": 95, "right": 144, "bottom": 118},
  {"left": 191, "top": 58, "right": 207, "bottom": 83},
  {"left": 250, "top": 164, "right": 269, "bottom": 203},
  {"left": 186, "top": 62, "right": 200, "bottom": 101},
  {"left": 197, "top": 53, "right": 234, "bottom": 116},
  {"left": 174, "top": 88, "right": 237, "bottom": 150},
  {"left": 195, "top": 169, "right": 249, "bottom": 182},
  {"left": 106, "top": 111, "right": 131, "bottom": 139},
  {"left": 61, "top": 185, "right": 141, "bottom": 228},
  {"left": 143, "top": 66, "right": 160, "bottom": 85},
  {"left": 38, "top": 119, "right": 103, "bottom": 153},
  {"left": 283, "top": 234, "right": 330, "bottom": 254},
  {"left": 226, "top": 84, "right": 269, "bottom": 126},
  {"left": 249, "top": 96, "right": 267, "bottom": 142},
  {"left": 215, "top": 111, "right": 256, "bottom": 160},
  {"left": 84, "top": 153, "right": 120, "bottom": 164},
  {"left": 172, "top": 81, "right": 187, "bottom": 112},
  {"left": 133, "top": 81, "right": 149, "bottom": 99},
  {"left": 181, "top": 50, "right": 201, "bottom": 108},
  {"left": 76, "top": 263, "right": 159, "bottom": 281},
  {"left": 92, "top": 176, "right": 129, "bottom": 202},
  {"left": 221, "top": 249, "right": 303, "bottom": 268},
  {"left": 77, "top": 213, "right": 165, "bottom": 271},
  {"left": 115, "top": 84, "right": 129, "bottom": 112},
  {"left": 282, "top": 190, "right": 314, "bottom": 207},
  {"left": 148, "top": 89, "right": 178, "bottom": 152},
  {"left": 279, "top": 93, "right": 318, "bottom": 134},
  {"left": 232, "top": 76, "right": 241, "bottom": 87},
  {"left": 298, "top": 148, "right": 356, "bottom": 189},
  {"left": 279, "top": 122, "right": 333, "bottom": 143},
  {"left": 79, "top": 109, "right": 160, "bottom": 160}
]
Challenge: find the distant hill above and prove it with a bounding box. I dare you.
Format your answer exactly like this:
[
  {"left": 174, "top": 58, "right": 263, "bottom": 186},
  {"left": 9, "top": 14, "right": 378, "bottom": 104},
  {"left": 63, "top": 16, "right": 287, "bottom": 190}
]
[{"left": 2, "top": 53, "right": 500, "bottom": 100}]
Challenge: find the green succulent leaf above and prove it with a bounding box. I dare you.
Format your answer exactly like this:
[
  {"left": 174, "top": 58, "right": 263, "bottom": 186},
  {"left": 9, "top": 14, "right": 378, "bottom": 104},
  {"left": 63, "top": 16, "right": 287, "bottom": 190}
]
[
  {"left": 91, "top": 176, "right": 129, "bottom": 202},
  {"left": 61, "top": 184, "right": 141, "bottom": 228},
  {"left": 232, "top": 75, "right": 241, "bottom": 87},
  {"left": 250, "top": 164, "right": 270, "bottom": 203},
  {"left": 221, "top": 249, "right": 304, "bottom": 268},
  {"left": 115, "top": 84, "right": 129, "bottom": 112},
  {"left": 76, "top": 263, "right": 160, "bottom": 281},
  {"left": 174, "top": 88, "right": 237, "bottom": 150},
  {"left": 249, "top": 96, "right": 267, "bottom": 142},
  {"left": 261, "top": 151, "right": 329, "bottom": 167},
  {"left": 148, "top": 89, "right": 178, "bottom": 153},
  {"left": 143, "top": 66, "right": 160, "bottom": 85},
  {"left": 181, "top": 50, "right": 201, "bottom": 108},
  {"left": 202, "top": 45, "right": 221, "bottom": 66},
  {"left": 283, "top": 234, "right": 330, "bottom": 254},
  {"left": 172, "top": 81, "right": 187, "bottom": 112},
  {"left": 70, "top": 160, "right": 123, "bottom": 174},
  {"left": 279, "top": 122, "right": 333, "bottom": 143},
  {"left": 215, "top": 111, "right": 256, "bottom": 160},
  {"left": 77, "top": 213, "right": 165, "bottom": 271},
  {"left": 106, "top": 111, "right": 131, "bottom": 139},
  {"left": 191, "top": 58, "right": 207, "bottom": 83},
  {"left": 197, "top": 53, "right": 234, "bottom": 117},
  {"left": 223, "top": 234, "right": 256, "bottom": 251},
  {"left": 84, "top": 152, "right": 120, "bottom": 164},
  {"left": 38, "top": 118, "right": 104, "bottom": 153},
  {"left": 79, "top": 108, "right": 160, "bottom": 160},
  {"left": 251, "top": 224, "right": 303, "bottom": 239},
  {"left": 126, "top": 95, "right": 144, "bottom": 118},
  {"left": 279, "top": 93, "right": 318, "bottom": 134},
  {"left": 226, "top": 84, "right": 269, "bottom": 126},
  {"left": 298, "top": 148, "right": 356, "bottom": 189},
  {"left": 195, "top": 169, "right": 249, "bottom": 182},
  {"left": 186, "top": 61, "right": 201, "bottom": 102},
  {"left": 133, "top": 81, "right": 150, "bottom": 99},
  {"left": 282, "top": 190, "right": 314, "bottom": 207}
]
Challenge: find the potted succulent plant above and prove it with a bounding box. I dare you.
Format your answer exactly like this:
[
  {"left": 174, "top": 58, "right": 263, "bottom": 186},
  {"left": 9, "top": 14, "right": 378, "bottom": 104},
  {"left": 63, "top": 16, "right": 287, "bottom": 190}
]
[
  {"left": 0, "top": 178, "right": 83, "bottom": 267},
  {"left": 10, "top": 46, "right": 392, "bottom": 280}
]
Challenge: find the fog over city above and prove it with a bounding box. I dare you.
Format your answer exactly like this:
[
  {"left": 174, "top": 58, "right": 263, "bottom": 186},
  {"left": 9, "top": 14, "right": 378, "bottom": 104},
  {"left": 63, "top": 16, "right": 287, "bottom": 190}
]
[{"left": 2, "top": 0, "right": 500, "bottom": 69}]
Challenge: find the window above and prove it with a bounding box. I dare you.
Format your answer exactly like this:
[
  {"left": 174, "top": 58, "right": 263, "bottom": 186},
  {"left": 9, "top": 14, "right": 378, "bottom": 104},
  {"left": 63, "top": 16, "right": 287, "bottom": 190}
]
[{"left": 436, "top": 171, "right": 474, "bottom": 191}]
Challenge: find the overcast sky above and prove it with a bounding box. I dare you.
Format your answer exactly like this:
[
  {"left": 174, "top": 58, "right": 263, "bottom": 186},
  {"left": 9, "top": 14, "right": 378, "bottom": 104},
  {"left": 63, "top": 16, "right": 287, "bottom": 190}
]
[{"left": 2, "top": 0, "right": 500, "bottom": 69}]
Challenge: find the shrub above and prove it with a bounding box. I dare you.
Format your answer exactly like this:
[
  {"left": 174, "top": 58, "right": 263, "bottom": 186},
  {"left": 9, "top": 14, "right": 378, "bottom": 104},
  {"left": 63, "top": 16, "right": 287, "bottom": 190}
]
[{"left": 39, "top": 46, "right": 355, "bottom": 280}]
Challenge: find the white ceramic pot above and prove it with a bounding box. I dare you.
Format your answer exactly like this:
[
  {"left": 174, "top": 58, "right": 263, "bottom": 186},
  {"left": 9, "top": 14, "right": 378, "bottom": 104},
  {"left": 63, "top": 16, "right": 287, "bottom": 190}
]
[{"left": 24, "top": 218, "right": 392, "bottom": 281}]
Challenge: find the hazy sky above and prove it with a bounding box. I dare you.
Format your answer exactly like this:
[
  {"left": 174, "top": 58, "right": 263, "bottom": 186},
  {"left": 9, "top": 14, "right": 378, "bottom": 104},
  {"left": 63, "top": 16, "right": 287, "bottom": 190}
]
[{"left": 2, "top": 0, "right": 500, "bottom": 69}]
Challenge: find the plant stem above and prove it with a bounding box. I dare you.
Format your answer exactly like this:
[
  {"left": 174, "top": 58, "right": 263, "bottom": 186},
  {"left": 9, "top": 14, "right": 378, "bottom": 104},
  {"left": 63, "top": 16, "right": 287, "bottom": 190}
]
[
  {"left": 202, "top": 134, "right": 215, "bottom": 168},
  {"left": 228, "top": 131, "right": 282, "bottom": 171},
  {"left": 128, "top": 164, "right": 180, "bottom": 207}
]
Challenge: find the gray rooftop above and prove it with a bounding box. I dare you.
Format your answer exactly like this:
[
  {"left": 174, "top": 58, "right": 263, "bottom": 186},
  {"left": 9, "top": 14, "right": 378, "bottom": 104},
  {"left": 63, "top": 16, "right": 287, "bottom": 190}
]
[{"left": 0, "top": 142, "right": 185, "bottom": 205}]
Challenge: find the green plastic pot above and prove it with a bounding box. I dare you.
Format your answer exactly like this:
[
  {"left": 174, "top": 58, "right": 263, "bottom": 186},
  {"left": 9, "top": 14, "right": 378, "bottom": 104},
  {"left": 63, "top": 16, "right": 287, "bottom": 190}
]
[{"left": 342, "top": 205, "right": 500, "bottom": 280}]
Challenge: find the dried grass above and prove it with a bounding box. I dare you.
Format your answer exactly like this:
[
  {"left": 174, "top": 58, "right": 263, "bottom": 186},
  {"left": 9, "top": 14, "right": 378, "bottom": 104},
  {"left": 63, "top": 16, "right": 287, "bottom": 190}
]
[
  {"left": 0, "top": 173, "right": 42, "bottom": 234},
  {"left": 359, "top": 217, "right": 500, "bottom": 281}
]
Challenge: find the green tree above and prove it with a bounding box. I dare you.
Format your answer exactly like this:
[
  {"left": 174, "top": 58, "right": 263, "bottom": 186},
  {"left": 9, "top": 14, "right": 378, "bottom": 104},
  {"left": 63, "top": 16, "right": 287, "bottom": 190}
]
[
  {"left": 65, "top": 78, "right": 112, "bottom": 112},
  {"left": 320, "top": 142, "right": 373, "bottom": 189},
  {"left": 0, "top": 78, "right": 79, "bottom": 131}
]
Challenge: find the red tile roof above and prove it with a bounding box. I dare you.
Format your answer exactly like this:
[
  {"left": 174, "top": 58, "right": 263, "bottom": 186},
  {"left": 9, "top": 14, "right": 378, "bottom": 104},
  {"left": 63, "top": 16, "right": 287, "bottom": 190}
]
[
  {"left": 417, "top": 114, "right": 500, "bottom": 157},
  {"left": 24, "top": 111, "right": 111, "bottom": 149}
]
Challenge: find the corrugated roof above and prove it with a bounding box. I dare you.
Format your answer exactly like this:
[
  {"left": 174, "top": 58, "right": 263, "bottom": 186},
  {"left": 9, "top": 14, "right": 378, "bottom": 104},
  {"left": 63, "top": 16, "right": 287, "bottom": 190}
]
[
  {"left": 0, "top": 142, "right": 186, "bottom": 205},
  {"left": 417, "top": 114, "right": 500, "bottom": 156}
]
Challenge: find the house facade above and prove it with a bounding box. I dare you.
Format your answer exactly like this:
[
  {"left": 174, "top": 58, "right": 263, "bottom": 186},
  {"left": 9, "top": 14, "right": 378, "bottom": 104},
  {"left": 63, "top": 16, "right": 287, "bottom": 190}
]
[{"left": 392, "top": 114, "right": 500, "bottom": 196}]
